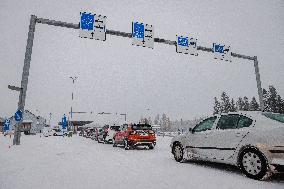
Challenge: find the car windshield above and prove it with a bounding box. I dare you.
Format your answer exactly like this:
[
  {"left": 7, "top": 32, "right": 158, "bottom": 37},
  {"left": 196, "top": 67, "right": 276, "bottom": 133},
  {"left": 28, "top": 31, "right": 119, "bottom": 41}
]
[
  {"left": 132, "top": 124, "right": 152, "bottom": 130},
  {"left": 263, "top": 112, "right": 284, "bottom": 123}
]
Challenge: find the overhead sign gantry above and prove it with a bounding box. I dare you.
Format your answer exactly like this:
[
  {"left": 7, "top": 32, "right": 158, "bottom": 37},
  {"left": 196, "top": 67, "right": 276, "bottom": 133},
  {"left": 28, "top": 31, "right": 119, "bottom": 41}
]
[{"left": 10, "top": 12, "right": 264, "bottom": 145}]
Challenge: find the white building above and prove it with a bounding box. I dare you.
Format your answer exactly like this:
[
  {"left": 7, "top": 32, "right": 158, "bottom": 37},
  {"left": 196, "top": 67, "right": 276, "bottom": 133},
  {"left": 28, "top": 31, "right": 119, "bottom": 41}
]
[{"left": 9, "top": 110, "right": 47, "bottom": 134}]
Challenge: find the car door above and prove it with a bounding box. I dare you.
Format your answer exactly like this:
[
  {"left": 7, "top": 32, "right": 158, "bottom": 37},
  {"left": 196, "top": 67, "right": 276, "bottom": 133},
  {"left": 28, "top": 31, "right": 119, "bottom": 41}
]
[
  {"left": 207, "top": 114, "right": 252, "bottom": 161},
  {"left": 186, "top": 116, "right": 218, "bottom": 159}
]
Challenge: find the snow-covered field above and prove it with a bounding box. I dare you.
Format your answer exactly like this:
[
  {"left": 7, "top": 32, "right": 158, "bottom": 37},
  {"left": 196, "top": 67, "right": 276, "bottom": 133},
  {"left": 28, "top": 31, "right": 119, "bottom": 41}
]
[{"left": 0, "top": 134, "right": 283, "bottom": 189}]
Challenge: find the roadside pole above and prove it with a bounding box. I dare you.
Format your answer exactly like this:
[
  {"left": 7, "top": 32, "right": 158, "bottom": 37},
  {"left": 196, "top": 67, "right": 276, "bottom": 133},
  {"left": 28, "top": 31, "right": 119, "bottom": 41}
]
[{"left": 13, "top": 15, "right": 37, "bottom": 145}]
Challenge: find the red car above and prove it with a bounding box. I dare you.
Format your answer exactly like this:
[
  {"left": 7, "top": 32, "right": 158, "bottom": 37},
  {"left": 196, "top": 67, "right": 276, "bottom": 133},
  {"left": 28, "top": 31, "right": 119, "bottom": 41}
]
[{"left": 113, "top": 123, "right": 156, "bottom": 150}]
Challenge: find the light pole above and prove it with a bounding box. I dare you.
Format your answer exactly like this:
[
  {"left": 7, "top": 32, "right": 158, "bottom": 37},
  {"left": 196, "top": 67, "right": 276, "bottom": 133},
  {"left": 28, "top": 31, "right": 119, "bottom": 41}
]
[
  {"left": 69, "top": 76, "right": 78, "bottom": 131},
  {"left": 49, "top": 113, "right": 52, "bottom": 126}
]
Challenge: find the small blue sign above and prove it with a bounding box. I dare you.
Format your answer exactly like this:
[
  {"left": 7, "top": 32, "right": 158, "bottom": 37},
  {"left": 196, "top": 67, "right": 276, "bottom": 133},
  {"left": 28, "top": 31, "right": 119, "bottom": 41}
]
[
  {"left": 62, "top": 114, "right": 67, "bottom": 130},
  {"left": 177, "top": 36, "right": 189, "bottom": 47},
  {"left": 132, "top": 22, "right": 144, "bottom": 40},
  {"left": 14, "top": 110, "right": 23, "bottom": 122},
  {"left": 80, "top": 12, "right": 94, "bottom": 31},
  {"left": 3, "top": 119, "right": 10, "bottom": 131},
  {"left": 213, "top": 43, "right": 225, "bottom": 53}
]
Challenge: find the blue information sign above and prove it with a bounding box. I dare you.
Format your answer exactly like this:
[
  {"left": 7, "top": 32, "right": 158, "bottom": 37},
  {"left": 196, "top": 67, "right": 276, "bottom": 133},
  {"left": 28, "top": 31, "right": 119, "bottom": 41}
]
[
  {"left": 177, "top": 36, "right": 189, "bottom": 47},
  {"left": 132, "top": 22, "right": 144, "bottom": 40},
  {"left": 3, "top": 119, "right": 10, "bottom": 132},
  {"left": 62, "top": 114, "right": 67, "bottom": 130},
  {"left": 14, "top": 110, "right": 23, "bottom": 122},
  {"left": 213, "top": 44, "right": 225, "bottom": 53},
  {"left": 80, "top": 12, "right": 94, "bottom": 31}
]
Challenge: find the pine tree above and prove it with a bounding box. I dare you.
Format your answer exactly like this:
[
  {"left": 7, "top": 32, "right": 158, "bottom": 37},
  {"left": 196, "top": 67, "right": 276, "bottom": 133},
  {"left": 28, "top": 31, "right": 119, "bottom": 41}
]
[
  {"left": 236, "top": 97, "right": 245, "bottom": 111},
  {"left": 213, "top": 97, "right": 221, "bottom": 114},
  {"left": 268, "top": 85, "right": 278, "bottom": 113},
  {"left": 276, "top": 95, "right": 284, "bottom": 113},
  {"left": 154, "top": 114, "right": 160, "bottom": 125},
  {"left": 230, "top": 98, "right": 237, "bottom": 112},
  {"left": 263, "top": 89, "right": 269, "bottom": 111},
  {"left": 147, "top": 117, "right": 152, "bottom": 125},
  {"left": 220, "top": 92, "right": 231, "bottom": 113},
  {"left": 249, "top": 97, "right": 260, "bottom": 111},
  {"left": 161, "top": 113, "right": 167, "bottom": 131},
  {"left": 243, "top": 96, "right": 250, "bottom": 111}
]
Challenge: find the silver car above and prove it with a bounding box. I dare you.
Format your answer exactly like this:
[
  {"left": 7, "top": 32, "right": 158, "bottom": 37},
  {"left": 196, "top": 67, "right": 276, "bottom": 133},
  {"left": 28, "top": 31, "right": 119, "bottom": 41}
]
[{"left": 170, "top": 111, "right": 284, "bottom": 180}]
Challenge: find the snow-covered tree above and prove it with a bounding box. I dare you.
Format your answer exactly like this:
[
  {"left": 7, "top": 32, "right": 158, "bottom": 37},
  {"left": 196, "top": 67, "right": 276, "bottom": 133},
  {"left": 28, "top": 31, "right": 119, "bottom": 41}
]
[
  {"left": 230, "top": 98, "right": 237, "bottom": 112},
  {"left": 236, "top": 97, "right": 245, "bottom": 111},
  {"left": 213, "top": 97, "right": 221, "bottom": 114},
  {"left": 220, "top": 92, "right": 231, "bottom": 113},
  {"left": 249, "top": 97, "right": 260, "bottom": 111},
  {"left": 243, "top": 96, "right": 250, "bottom": 111}
]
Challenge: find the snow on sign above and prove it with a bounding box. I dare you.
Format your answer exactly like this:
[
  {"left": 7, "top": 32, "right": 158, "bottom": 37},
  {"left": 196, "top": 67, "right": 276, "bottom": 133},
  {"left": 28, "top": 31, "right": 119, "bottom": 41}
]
[
  {"left": 14, "top": 109, "right": 23, "bottom": 121},
  {"left": 132, "top": 22, "right": 154, "bottom": 49},
  {"left": 213, "top": 43, "right": 232, "bottom": 62},
  {"left": 79, "top": 12, "right": 106, "bottom": 41},
  {"left": 176, "top": 36, "right": 198, "bottom": 56}
]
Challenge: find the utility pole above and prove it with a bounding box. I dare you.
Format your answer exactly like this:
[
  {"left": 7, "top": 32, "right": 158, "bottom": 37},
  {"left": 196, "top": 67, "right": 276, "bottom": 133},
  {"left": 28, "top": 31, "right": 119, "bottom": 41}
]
[
  {"left": 49, "top": 113, "right": 52, "bottom": 126},
  {"left": 69, "top": 76, "right": 78, "bottom": 131}
]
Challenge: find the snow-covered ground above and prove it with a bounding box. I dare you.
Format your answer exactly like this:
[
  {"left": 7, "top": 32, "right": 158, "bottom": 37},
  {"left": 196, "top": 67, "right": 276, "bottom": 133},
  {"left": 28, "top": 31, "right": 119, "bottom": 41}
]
[{"left": 0, "top": 134, "right": 283, "bottom": 189}]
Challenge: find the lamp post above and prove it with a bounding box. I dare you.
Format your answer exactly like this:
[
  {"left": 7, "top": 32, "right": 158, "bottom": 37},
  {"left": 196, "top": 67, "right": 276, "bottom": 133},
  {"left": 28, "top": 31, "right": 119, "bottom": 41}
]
[
  {"left": 69, "top": 76, "right": 78, "bottom": 131},
  {"left": 49, "top": 113, "right": 52, "bottom": 126}
]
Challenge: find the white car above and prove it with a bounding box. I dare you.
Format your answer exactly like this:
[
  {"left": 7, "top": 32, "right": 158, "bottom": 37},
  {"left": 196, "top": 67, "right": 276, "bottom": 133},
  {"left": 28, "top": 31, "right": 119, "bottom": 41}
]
[
  {"left": 104, "top": 125, "right": 121, "bottom": 143},
  {"left": 170, "top": 111, "right": 284, "bottom": 180}
]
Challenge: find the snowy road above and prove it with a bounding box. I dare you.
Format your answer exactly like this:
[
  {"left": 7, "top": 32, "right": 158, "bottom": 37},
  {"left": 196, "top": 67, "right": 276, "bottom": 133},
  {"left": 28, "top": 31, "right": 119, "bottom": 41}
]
[{"left": 0, "top": 134, "right": 283, "bottom": 189}]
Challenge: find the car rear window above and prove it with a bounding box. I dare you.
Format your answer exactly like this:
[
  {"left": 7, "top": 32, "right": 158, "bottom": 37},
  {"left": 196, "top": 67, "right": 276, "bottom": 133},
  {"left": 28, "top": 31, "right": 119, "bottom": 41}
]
[
  {"left": 110, "top": 126, "right": 120, "bottom": 131},
  {"left": 263, "top": 112, "right": 284, "bottom": 124},
  {"left": 132, "top": 124, "right": 152, "bottom": 130}
]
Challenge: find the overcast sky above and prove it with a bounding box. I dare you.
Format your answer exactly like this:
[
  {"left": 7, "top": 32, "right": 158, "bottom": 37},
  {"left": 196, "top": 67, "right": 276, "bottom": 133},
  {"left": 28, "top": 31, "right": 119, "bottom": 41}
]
[{"left": 1, "top": 0, "right": 284, "bottom": 125}]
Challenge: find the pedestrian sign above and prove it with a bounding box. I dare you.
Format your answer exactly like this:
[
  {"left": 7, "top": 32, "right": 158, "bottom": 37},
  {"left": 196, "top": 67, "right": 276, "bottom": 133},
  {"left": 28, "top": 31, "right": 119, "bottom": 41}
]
[{"left": 14, "top": 109, "right": 23, "bottom": 122}]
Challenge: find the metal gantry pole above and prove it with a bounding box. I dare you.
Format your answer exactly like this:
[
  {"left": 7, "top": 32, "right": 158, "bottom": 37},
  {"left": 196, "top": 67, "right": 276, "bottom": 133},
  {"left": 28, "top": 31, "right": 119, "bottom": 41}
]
[
  {"left": 13, "top": 15, "right": 37, "bottom": 145},
  {"left": 15, "top": 15, "right": 264, "bottom": 144}
]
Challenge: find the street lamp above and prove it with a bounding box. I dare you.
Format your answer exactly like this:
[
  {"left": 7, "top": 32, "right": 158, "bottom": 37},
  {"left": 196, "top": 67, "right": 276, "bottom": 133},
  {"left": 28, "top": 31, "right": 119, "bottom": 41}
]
[{"left": 69, "top": 76, "right": 78, "bottom": 131}]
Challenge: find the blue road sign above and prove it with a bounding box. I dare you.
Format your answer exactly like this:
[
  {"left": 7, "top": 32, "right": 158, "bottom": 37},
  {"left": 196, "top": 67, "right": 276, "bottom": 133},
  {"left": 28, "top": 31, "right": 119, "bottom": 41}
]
[
  {"left": 80, "top": 12, "right": 94, "bottom": 31},
  {"left": 3, "top": 119, "right": 10, "bottom": 131},
  {"left": 132, "top": 22, "right": 144, "bottom": 40},
  {"left": 14, "top": 110, "right": 23, "bottom": 121},
  {"left": 62, "top": 114, "right": 67, "bottom": 130},
  {"left": 177, "top": 36, "right": 189, "bottom": 47},
  {"left": 213, "top": 43, "right": 225, "bottom": 53}
]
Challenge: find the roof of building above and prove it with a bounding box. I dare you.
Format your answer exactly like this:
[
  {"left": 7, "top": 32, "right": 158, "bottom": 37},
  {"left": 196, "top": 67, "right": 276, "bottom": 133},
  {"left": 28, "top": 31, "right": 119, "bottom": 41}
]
[{"left": 58, "top": 120, "right": 93, "bottom": 126}]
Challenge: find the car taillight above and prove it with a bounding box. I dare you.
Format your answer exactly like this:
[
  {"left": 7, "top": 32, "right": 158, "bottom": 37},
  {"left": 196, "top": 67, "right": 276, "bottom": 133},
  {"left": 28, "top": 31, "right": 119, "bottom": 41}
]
[{"left": 130, "top": 131, "right": 136, "bottom": 135}]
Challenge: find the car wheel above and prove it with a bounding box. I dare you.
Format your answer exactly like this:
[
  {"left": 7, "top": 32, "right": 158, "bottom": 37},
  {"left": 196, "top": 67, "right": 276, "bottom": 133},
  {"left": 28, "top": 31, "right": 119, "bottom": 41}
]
[
  {"left": 239, "top": 148, "right": 268, "bottom": 180},
  {"left": 124, "top": 140, "right": 130, "bottom": 150},
  {"left": 173, "top": 143, "right": 184, "bottom": 162},
  {"left": 149, "top": 143, "right": 154, "bottom": 150},
  {"left": 113, "top": 140, "right": 117, "bottom": 147}
]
